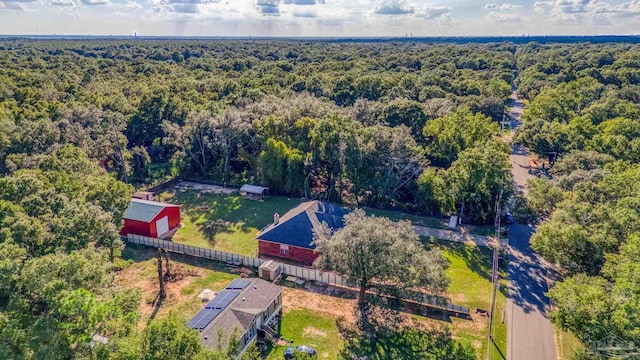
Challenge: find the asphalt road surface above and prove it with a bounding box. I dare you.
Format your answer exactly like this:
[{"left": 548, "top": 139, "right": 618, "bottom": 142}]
[{"left": 506, "top": 89, "right": 558, "bottom": 360}]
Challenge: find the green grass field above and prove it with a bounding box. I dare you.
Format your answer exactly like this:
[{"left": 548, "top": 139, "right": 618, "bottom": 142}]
[
  {"left": 555, "top": 326, "right": 585, "bottom": 360},
  {"left": 425, "top": 238, "right": 508, "bottom": 360},
  {"left": 267, "top": 310, "right": 344, "bottom": 359},
  {"left": 364, "top": 207, "right": 496, "bottom": 236},
  {"left": 156, "top": 190, "right": 301, "bottom": 256}
]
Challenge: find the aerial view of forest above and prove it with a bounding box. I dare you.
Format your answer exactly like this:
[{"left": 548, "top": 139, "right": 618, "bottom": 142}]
[{"left": 0, "top": 38, "right": 639, "bottom": 360}]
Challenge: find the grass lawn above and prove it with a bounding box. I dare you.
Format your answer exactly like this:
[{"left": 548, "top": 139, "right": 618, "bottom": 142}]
[
  {"left": 156, "top": 190, "right": 301, "bottom": 256},
  {"left": 267, "top": 309, "right": 345, "bottom": 359},
  {"left": 555, "top": 326, "right": 585, "bottom": 360},
  {"left": 424, "top": 237, "right": 508, "bottom": 360},
  {"left": 365, "top": 207, "right": 447, "bottom": 228},
  {"left": 366, "top": 207, "right": 497, "bottom": 237}
]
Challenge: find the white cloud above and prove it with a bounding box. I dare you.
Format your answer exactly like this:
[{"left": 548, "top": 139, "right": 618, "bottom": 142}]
[
  {"left": 283, "top": 0, "right": 324, "bottom": 4},
  {"left": 81, "top": 0, "right": 110, "bottom": 5},
  {"left": 484, "top": 3, "right": 521, "bottom": 11},
  {"left": 374, "top": 0, "right": 414, "bottom": 15},
  {"left": 118, "top": 0, "right": 141, "bottom": 8},
  {"left": 532, "top": 0, "right": 640, "bottom": 26},
  {"left": 534, "top": 1, "right": 553, "bottom": 13},
  {"left": 51, "top": 0, "right": 75, "bottom": 5},
  {"left": 292, "top": 8, "right": 316, "bottom": 17},
  {"left": 486, "top": 11, "right": 521, "bottom": 23},
  {"left": 3, "top": 2, "right": 28, "bottom": 9},
  {"left": 415, "top": 5, "right": 451, "bottom": 19},
  {"left": 2, "top": 0, "right": 640, "bottom": 36}
]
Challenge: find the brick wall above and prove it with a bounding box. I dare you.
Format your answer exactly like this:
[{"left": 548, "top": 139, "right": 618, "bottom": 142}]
[{"left": 258, "top": 241, "right": 319, "bottom": 266}]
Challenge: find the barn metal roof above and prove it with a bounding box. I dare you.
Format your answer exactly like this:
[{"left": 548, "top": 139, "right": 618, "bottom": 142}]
[
  {"left": 240, "top": 184, "right": 269, "bottom": 195},
  {"left": 123, "top": 199, "right": 179, "bottom": 223}
]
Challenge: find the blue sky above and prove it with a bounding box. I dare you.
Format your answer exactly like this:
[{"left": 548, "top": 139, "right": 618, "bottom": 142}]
[{"left": 0, "top": 0, "right": 639, "bottom": 36}]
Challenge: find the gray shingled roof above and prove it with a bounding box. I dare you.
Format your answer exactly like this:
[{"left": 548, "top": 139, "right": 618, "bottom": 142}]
[
  {"left": 257, "top": 201, "right": 351, "bottom": 249},
  {"left": 123, "top": 199, "right": 179, "bottom": 222},
  {"left": 196, "top": 278, "right": 282, "bottom": 350}
]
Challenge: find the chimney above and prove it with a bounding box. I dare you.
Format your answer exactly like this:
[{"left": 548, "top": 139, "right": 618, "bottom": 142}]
[{"left": 273, "top": 212, "right": 280, "bottom": 225}]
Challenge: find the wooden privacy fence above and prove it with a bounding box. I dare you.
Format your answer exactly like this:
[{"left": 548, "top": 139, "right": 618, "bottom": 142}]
[
  {"left": 124, "top": 234, "right": 469, "bottom": 316},
  {"left": 126, "top": 234, "right": 265, "bottom": 268}
]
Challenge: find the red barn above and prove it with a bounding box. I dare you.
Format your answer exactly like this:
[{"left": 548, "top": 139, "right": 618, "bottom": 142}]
[
  {"left": 257, "top": 201, "right": 350, "bottom": 265},
  {"left": 120, "top": 199, "right": 181, "bottom": 238}
]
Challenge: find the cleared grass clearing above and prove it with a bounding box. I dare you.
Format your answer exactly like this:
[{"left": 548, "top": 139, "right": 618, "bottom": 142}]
[
  {"left": 156, "top": 190, "right": 300, "bottom": 256},
  {"left": 424, "top": 237, "right": 508, "bottom": 360}
]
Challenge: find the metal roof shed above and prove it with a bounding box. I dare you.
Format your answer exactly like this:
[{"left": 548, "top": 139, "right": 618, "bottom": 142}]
[
  {"left": 240, "top": 184, "right": 269, "bottom": 195},
  {"left": 120, "top": 199, "right": 181, "bottom": 238}
]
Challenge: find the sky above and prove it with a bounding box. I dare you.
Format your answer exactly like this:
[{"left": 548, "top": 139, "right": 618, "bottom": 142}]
[{"left": 0, "top": 0, "right": 639, "bottom": 36}]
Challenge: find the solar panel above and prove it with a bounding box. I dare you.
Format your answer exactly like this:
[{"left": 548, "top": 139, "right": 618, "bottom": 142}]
[
  {"left": 205, "top": 290, "right": 240, "bottom": 309},
  {"left": 187, "top": 308, "right": 225, "bottom": 330},
  {"left": 225, "top": 279, "right": 251, "bottom": 290},
  {"left": 191, "top": 308, "right": 223, "bottom": 330},
  {"left": 187, "top": 308, "right": 216, "bottom": 329}
]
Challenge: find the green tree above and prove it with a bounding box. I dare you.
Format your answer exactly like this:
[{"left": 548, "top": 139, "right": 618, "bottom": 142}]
[
  {"left": 258, "top": 138, "right": 288, "bottom": 194},
  {"left": 142, "top": 313, "right": 204, "bottom": 360},
  {"left": 423, "top": 107, "right": 499, "bottom": 167},
  {"left": 313, "top": 210, "right": 449, "bottom": 307},
  {"left": 441, "top": 140, "right": 513, "bottom": 223},
  {"left": 525, "top": 178, "right": 565, "bottom": 219}
]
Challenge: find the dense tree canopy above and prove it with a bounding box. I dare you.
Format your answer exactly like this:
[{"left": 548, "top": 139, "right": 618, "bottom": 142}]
[
  {"left": 0, "top": 39, "right": 518, "bottom": 223},
  {"left": 514, "top": 42, "right": 640, "bottom": 358}
]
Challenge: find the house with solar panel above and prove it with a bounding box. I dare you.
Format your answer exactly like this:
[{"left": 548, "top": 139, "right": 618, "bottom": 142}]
[
  {"left": 257, "top": 200, "right": 351, "bottom": 265},
  {"left": 187, "top": 278, "right": 283, "bottom": 357}
]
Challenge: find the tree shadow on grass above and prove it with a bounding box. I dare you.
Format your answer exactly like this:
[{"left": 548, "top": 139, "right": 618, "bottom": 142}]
[
  {"left": 199, "top": 219, "right": 229, "bottom": 245},
  {"left": 147, "top": 293, "right": 164, "bottom": 324},
  {"left": 423, "top": 237, "right": 494, "bottom": 281},
  {"left": 166, "top": 190, "right": 301, "bottom": 242},
  {"left": 337, "top": 304, "right": 476, "bottom": 360}
]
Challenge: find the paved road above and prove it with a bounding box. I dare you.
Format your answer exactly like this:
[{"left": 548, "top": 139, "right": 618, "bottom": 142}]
[
  {"left": 506, "top": 89, "right": 558, "bottom": 360},
  {"left": 412, "top": 225, "right": 498, "bottom": 249}
]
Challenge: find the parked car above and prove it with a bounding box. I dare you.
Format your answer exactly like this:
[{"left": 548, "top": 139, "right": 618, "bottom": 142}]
[
  {"left": 284, "top": 345, "right": 317, "bottom": 359},
  {"left": 503, "top": 212, "right": 514, "bottom": 225}
]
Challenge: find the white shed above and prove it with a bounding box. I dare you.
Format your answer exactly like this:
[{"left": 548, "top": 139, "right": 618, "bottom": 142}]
[{"left": 240, "top": 184, "right": 269, "bottom": 196}]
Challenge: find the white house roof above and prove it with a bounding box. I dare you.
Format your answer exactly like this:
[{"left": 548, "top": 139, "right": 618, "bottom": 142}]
[
  {"left": 240, "top": 184, "right": 268, "bottom": 195},
  {"left": 123, "top": 199, "right": 179, "bottom": 223}
]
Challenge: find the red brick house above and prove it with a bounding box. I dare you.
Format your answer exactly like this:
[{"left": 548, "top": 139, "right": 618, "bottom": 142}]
[
  {"left": 120, "top": 199, "right": 181, "bottom": 238},
  {"left": 257, "top": 201, "right": 350, "bottom": 265}
]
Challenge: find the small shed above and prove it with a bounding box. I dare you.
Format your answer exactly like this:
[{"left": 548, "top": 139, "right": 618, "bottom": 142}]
[
  {"left": 120, "top": 199, "right": 181, "bottom": 238},
  {"left": 240, "top": 184, "right": 269, "bottom": 196},
  {"left": 133, "top": 191, "right": 154, "bottom": 201},
  {"left": 259, "top": 260, "right": 282, "bottom": 282}
]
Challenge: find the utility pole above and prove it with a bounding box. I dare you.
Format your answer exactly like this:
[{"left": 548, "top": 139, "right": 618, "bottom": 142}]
[{"left": 487, "top": 188, "right": 503, "bottom": 360}]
